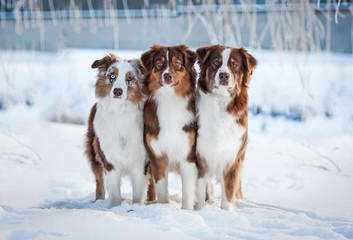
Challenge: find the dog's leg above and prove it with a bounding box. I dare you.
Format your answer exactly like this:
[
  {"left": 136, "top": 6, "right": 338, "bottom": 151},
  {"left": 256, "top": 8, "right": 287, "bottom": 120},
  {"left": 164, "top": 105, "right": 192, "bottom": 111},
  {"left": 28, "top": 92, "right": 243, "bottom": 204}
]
[
  {"left": 195, "top": 176, "right": 207, "bottom": 210},
  {"left": 147, "top": 173, "right": 156, "bottom": 201},
  {"left": 94, "top": 163, "right": 105, "bottom": 201},
  {"left": 131, "top": 169, "right": 148, "bottom": 204},
  {"left": 235, "top": 156, "right": 244, "bottom": 200},
  {"left": 206, "top": 179, "right": 214, "bottom": 201},
  {"left": 180, "top": 161, "right": 197, "bottom": 210},
  {"left": 236, "top": 180, "right": 243, "bottom": 200},
  {"left": 221, "top": 174, "right": 235, "bottom": 211},
  {"left": 221, "top": 154, "right": 245, "bottom": 211},
  {"left": 105, "top": 169, "right": 121, "bottom": 208},
  {"left": 87, "top": 140, "right": 105, "bottom": 201},
  {"left": 155, "top": 171, "right": 169, "bottom": 204},
  {"left": 144, "top": 162, "right": 156, "bottom": 201},
  {"left": 235, "top": 170, "right": 244, "bottom": 200},
  {"left": 222, "top": 158, "right": 244, "bottom": 211},
  {"left": 85, "top": 105, "right": 106, "bottom": 201},
  {"left": 148, "top": 150, "right": 168, "bottom": 203}
]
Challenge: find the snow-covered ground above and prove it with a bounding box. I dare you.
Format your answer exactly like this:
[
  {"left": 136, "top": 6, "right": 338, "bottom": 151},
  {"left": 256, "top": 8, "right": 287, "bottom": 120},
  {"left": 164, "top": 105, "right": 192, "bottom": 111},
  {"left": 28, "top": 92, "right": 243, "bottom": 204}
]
[{"left": 0, "top": 49, "right": 353, "bottom": 239}]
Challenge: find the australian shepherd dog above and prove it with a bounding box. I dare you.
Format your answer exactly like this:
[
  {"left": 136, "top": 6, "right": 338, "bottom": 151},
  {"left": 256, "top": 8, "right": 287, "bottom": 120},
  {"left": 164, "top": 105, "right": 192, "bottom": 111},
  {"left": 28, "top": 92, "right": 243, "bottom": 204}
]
[
  {"left": 195, "top": 45, "right": 257, "bottom": 211},
  {"left": 85, "top": 53, "right": 154, "bottom": 207},
  {"left": 141, "top": 44, "right": 205, "bottom": 210}
]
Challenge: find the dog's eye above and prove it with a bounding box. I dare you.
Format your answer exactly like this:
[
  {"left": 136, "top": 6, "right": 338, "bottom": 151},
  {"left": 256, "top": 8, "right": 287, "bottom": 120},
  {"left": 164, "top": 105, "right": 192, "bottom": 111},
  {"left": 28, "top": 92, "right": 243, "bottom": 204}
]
[
  {"left": 174, "top": 61, "right": 181, "bottom": 67},
  {"left": 214, "top": 59, "right": 221, "bottom": 66},
  {"left": 156, "top": 61, "right": 163, "bottom": 69},
  {"left": 109, "top": 73, "right": 116, "bottom": 83},
  {"left": 232, "top": 62, "right": 238, "bottom": 69},
  {"left": 126, "top": 76, "right": 135, "bottom": 86}
]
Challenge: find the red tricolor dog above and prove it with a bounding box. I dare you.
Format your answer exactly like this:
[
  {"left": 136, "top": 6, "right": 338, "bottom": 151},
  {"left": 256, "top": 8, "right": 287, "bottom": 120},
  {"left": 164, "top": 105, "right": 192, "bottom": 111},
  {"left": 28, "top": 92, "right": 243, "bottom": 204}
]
[
  {"left": 195, "top": 45, "right": 257, "bottom": 211},
  {"left": 85, "top": 53, "right": 154, "bottom": 207},
  {"left": 141, "top": 44, "right": 203, "bottom": 210}
]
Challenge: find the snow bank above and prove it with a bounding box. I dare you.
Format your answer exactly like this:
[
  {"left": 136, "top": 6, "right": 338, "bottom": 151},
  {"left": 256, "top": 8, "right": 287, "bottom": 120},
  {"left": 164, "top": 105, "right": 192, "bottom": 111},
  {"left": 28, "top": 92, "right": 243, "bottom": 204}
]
[
  {"left": 249, "top": 50, "right": 353, "bottom": 120},
  {"left": 1, "top": 49, "right": 352, "bottom": 125}
]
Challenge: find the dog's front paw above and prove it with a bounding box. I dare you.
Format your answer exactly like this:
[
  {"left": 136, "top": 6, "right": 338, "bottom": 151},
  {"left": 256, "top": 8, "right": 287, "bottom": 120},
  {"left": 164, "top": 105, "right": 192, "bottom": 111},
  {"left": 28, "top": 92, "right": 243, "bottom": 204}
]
[{"left": 221, "top": 199, "right": 234, "bottom": 211}]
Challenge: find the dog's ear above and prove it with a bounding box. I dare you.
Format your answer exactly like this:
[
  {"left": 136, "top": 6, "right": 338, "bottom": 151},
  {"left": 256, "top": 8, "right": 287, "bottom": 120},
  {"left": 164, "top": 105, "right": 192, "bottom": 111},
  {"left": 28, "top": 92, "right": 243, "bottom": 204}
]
[
  {"left": 239, "top": 48, "right": 257, "bottom": 75},
  {"left": 129, "top": 59, "right": 146, "bottom": 79},
  {"left": 239, "top": 48, "right": 257, "bottom": 87},
  {"left": 196, "top": 45, "right": 217, "bottom": 65},
  {"left": 91, "top": 53, "right": 118, "bottom": 71},
  {"left": 141, "top": 45, "right": 160, "bottom": 73},
  {"left": 135, "top": 59, "right": 146, "bottom": 77},
  {"left": 185, "top": 49, "right": 197, "bottom": 71},
  {"left": 176, "top": 45, "right": 197, "bottom": 71}
]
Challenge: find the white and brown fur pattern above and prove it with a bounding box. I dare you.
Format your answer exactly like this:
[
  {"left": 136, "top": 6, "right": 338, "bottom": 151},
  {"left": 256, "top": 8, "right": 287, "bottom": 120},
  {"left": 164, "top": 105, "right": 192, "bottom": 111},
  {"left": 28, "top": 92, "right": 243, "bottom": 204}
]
[
  {"left": 141, "top": 44, "right": 204, "bottom": 210},
  {"left": 85, "top": 53, "right": 155, "bottom": 207},
  {"left": 195, "top": 45, "right": 257, "bottom": 211}
]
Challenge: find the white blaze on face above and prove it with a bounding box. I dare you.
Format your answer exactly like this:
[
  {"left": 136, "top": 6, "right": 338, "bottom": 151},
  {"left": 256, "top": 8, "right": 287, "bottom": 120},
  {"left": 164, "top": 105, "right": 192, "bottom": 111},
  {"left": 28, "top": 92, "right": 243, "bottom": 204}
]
[
  {"left": 107, "top": 61, "right": 134, "bottom": 100},
  {"left": 162, "top": 50, "right": 170, "bottom": 84},
  {"left": 215, "top": 48, "right": 234, "bottom": 89}
]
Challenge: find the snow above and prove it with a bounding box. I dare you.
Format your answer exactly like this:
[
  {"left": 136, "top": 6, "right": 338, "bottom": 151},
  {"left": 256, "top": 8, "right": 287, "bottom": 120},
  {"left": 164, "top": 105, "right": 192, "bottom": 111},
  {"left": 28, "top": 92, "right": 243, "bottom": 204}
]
[
  {"left": 1, "top": 120, "right": 352, "bottom": 239},
  {"left": 0, "top": 49, "right": 353, "bottom": 239}
]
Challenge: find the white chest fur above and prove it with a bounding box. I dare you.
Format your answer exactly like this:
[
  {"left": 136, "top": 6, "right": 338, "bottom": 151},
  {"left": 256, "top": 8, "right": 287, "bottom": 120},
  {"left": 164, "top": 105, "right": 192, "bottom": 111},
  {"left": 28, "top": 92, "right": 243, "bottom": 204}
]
[
  {"left": 150, "top": 87, "right": 194, "bottom": 169},
  {"left": 197, "top": 91, "right": 246, "bottom": 178},
  {"left": 93, "top": 97, "right": 146, "bottom": 173}
]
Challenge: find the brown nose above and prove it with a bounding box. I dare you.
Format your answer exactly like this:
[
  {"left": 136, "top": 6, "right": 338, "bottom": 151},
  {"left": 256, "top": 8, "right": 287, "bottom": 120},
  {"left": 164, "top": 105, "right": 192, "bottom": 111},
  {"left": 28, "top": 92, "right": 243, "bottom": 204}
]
[
  {"left": 163, "top": 73, "right": 172, "bottom": 84},
  {"left": 113, "top": 88, "right": 123, "bottom": 97},
  {"left": 219, "top": 72, "right": 229, "bottom": 85}
]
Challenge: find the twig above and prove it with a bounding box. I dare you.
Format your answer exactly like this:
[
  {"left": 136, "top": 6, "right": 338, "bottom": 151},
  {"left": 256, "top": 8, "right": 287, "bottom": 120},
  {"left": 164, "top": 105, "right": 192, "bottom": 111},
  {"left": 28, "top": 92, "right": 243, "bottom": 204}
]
[
  {"left": 298, "top": 136, "right": 341, "bottom": 172},
  {"left": 0, "top": 123, "right": 42, "bottom": 165},
  {"left": 335, "top": 0, "right": 341, "bottom": 24}
]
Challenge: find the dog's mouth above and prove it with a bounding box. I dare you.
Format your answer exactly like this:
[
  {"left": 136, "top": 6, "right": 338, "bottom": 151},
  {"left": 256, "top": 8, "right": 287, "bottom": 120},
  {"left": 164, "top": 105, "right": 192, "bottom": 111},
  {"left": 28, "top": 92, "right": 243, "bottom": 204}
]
[
  {"left": 213, "top": 83, "right": 235, "bottom": 91},
  {"left": 171, "top": 80, "right": 179, "bottom": 87},
  {"left": 160, "top": 80, "right": 180, "bottom": 87},
  {"left": 212, "top": 85, "right": 236, "bottom": 95}
]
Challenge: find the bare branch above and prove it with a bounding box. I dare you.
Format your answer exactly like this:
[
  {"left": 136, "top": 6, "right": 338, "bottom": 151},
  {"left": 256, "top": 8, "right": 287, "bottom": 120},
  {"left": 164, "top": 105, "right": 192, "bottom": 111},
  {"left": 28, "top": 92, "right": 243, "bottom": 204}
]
[
  {"left": 335, "top": 0, "right": 341, "bottom": 23},
  {"left": 0, "top": 123, "right": 42, "bottom": 165}
]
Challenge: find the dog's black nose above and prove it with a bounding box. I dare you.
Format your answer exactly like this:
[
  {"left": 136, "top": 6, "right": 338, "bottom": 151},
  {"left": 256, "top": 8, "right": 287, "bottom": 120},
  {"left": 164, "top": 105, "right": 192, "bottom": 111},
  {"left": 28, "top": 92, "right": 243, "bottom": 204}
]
[
  {"left": 113, "top": 88, "right": 123, "bottom": 97},
  {"left": 163, "top": 73, "right": 172, "bottom": 84},
  {"left": 219, "top": 72, "right": 229, "bottom": 85}
]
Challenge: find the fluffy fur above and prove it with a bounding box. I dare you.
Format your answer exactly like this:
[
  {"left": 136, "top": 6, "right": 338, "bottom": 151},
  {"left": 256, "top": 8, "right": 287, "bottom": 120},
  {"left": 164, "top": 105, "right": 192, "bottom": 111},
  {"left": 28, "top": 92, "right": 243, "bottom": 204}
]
[
  {"left": 195, "top": 45, "right": 257, "bottom": 211},
  {"left": 141, "top": 44, "right": 203, "bottom": 210},
  {"left": 85, "top": 53, "right": 155, "bottom": 207}
]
